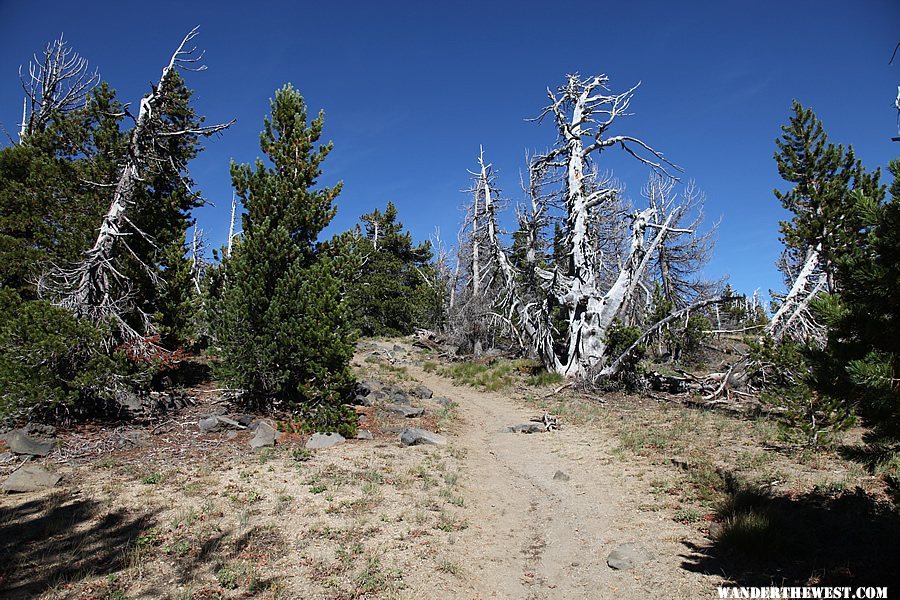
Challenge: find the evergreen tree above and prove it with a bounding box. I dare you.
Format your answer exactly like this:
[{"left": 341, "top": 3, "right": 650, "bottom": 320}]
[
  {"left": 810, "top": 159, "right": 900, "bottom": 453},
  {"left": 213, "top": 85, "right": 356, "bottom": 432},
  {"left": 346, "top": 202, "right": 442, "bottom": 336},
  {"left": 774, "top": 101, "right": 882, "bottom": 282}
]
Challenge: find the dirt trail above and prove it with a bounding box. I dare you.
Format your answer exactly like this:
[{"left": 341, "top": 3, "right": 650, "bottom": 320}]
[{"left": 405, "top": 362, "right": 715, "bottom": 599}]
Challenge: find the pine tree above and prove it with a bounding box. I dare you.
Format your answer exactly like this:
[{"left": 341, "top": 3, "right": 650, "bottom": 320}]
[
  {"left": 213, "top": 85, "right": 356, "bottom": 432},
  {"left": 347, "top": 202, "right": 442, "bottom": 336},
  {"left": 811, "top": 159, "right": 900, "bottom": 453},
  {"left": 774, "top": 101, "right": 882, "bottom": 282}
]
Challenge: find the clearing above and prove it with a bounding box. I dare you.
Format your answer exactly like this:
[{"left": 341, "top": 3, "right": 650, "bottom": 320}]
[{"left": 1, "top": 339, "right": 897, "bottom": 599}]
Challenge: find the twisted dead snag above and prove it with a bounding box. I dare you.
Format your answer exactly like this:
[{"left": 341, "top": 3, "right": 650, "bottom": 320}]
[{"left": 39, "top": 27, "right": 234, "bottom": 350}]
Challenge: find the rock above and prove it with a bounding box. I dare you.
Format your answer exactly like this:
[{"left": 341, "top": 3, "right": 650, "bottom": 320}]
[
  {"left": 226, "top": 431, "right": 238, "bottom": 440},
  {"left": 198, "top": 416, "right": 221, "bottom": 433},
  {"left": 2, "top": 464, "right": 61, "bottom": 493},
  {"left": 383, "top": 385, "right": 410, "bottom": 405},
  {"left": 434, "top": 397, "right": 453, "bottom": 407},
  {"left": 24, "top": 423, "right": 56, "bottom": 437},
  {"left": 399, "top": 427, "right": 447, "bottom": 446},
  {"left": 0, "top": 429, "right": 56, "bottom": 456},
  {"left": 356, "top": 379, "right": 379, "bottom": 396},
  {"left": 234, "top": 414, "right": 255, "bottom": 427},
  {"left": 606, "top": 543, "right": 654, "bottom": 571},
  {"left": 384, "top": 404, "right": 425, "bottom": 418},
  {"left": 553, "top": 470, "right": 570, "bottom": 482},
  {"left": 356, "top": 430, "right": 373, "bottom": 440},
  {"left": 115, "top": 390, "right": 144, "bottom": 413},
  {"left": 355, "top": 395, "right": 375, "bottom": 407},
  {"left": 410, "top": 384, "right": 433, "bottom": 399},
  {"left": 250, "top": 422, "right": 279, "bottom": 448},
  {"left": 208, "top": 405, "right": 228, "bottom": 416},
  {"left": 215, "top": 416, "right": 244, "bottom": 429},
  {"left": 392, "top": 344, "right": 404, "bottom": 352},
  {"left": 306, "top": 432, "right": 346, "bottom": 449},
  {"left": 502, "top": 423, "right": 545, "bottom": 434}
]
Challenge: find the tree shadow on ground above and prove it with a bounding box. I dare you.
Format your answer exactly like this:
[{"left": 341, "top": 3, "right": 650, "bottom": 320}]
[
  {"left": 0, "top": 490, "right": 229, "bottom": 598},
  {"left": 680, "top": 473, "right": 900, "bottom": 588}
]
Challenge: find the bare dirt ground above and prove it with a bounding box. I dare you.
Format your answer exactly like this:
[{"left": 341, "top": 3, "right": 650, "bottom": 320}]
[{"left": 1, "top": 339, "right": 897, "bottom": 599}]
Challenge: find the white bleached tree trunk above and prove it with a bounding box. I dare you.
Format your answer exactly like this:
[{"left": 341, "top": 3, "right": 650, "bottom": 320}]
[
  {"left": 40, "top": 27, "right": 233, "bottom": 343},
  {"left": 767, "top": 244, "right": 826, "bottom": 344},
  {"left": 483, "top": 73, "right": 694, "bottom": 377}
]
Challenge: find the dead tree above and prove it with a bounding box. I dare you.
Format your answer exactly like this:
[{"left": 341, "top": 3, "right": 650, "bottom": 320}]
[
  {"left": 644, "top": 175, "right": 719, "bottom": 308},
  {"left": 767, "top": 245, "right": 827, "bottom": 345},
  {"left": 39, "top": 27, "right": 233, "bottom": 346},
  {"left": 19, "top": 35, "right": 99, "bottom": 141},
  {"left": 483, "top": 73, "right": 701, "bottom": 377},
  {"left": 447, "top": 148, "right": 508, "bottom": 353}
]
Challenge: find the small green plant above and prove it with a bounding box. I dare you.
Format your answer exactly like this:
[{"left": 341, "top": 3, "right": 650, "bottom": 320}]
[
  {"left": 309, "top": 483, "right": 327, "bottom": 494},
  {"left": 291, "top": 447, "right": 313, "bottom": 463},
  {"left": 437, "top": 560, "right": 461, "bottom": 575},
  {"left": 166, "top": 539, "right": 192, "bottom": 557},
  {"left": 141, "top": 472, "right": 163, "bottom": 485},
  {"left": 216, "top": 565, "right": 238, "bottom": 589},
  {"left": 673, "top": 507, "right": 702, "bottom": 524},
  {"left": 423, "top": 360, "right": 437, "bottom": 373}
]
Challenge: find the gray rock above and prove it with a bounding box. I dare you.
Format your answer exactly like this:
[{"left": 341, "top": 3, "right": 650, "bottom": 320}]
[
  {"left": 553, "top": 470, "right": 570, "bottom": 482},
  {"left": 383, "top": 385, "right": 410, "bottom": 405},
  {"left": 234, "top": 414, "right": 255, "bottom": 427},
  {"left": 2, "top": 464, "right": 61, "bottom": 493},
  {"left": 306, "top": 432, "right": 346, "bottom": 449},
  {"left": 1, "top": 430, "right": 56, "bottom": 456},
  {"left": 356, "top": 430, "right": 373, "bottom": 440},
  {"left": 384, "top": 404, "right": 425, "bottom": 418},
  {"left": 24, "top": 423, "right": 56, "bottom": 437},
  {"left": 606, "top": 543, "right": 654, "bottom": 571},
  {"left": 502, "top": 423, "right": 545, "bottom": 434},
  {"left": 215, "top": 416, "right": 244, "bottom": 429},
  {"left": 115, "top": 390, "right": 144, "bottom": 413},
  {"left": 356, "top": 379, "right": 380, "bottom": 396},
  {"left": 355, "top": 394, "right": 375, "bottom": 407},
  {"left": 226, "top": 431, "right": 238, "bottom": 440},
  {"left": 208, "top": 405, "right": 228, "bottom": 416},
  {"left": 250, "top": 422, "right": 279, "bottom": 448},
  {"left": 410, "top": 384, "right": 433, "bottom": 399},
  {"left": 434, "top": 397, "right": 453, "bottom": 407},
  {"left": 392, "top": 344, "right": 405, "bottom": 352},
  {"left": 399, "top": 427, "right": 447, "bottom": 446},
  {"left": 198, "top": 416, "right": 221, "bottom": 433}
]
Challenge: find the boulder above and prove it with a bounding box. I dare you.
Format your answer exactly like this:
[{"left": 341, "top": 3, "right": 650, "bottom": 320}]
[
  {"left": 2, "top": 464, "right": 62, "bottom": 493},
  {"left": 399, "top": 427, "right": 447, "bottom": 446},
  {"left": 215, "top": 416, "right": 244, "bottom": 429},
  {"left": 0, "top": 429, "right": 56, "bottom": 456},
  {"left": 356, "top": 430, "right": 373, "bottom": 440},
  {"left": 198, "top": 416, "right": 221, "bottom": 433},
  {"left": 410, "top": 384, "right": 433, "bottom": 399},
  {"left": 606, "top": 543, "right": 654, "bottom": 571},
  {"left": 306, "top": 432, "right": 346, "bottom": 449},
  {"left": 502, "top": 423, "right": 545, "bottom": 434},
  {"left": 434, "top": 397, "right": 453, "bottom": 407},
  {"left": 234, "top": 414, "right": 255, "bottom": 427},
  {"left": 384, "top": 404, "right": 424, "bottom": 418},
  {"left": 250, "top": 422, "right": 279, "bottom": 448}
]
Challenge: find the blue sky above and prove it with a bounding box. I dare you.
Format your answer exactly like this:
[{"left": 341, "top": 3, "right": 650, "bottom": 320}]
[{"left": 1, "top": 0, "right": 897, "bottom": 299}]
